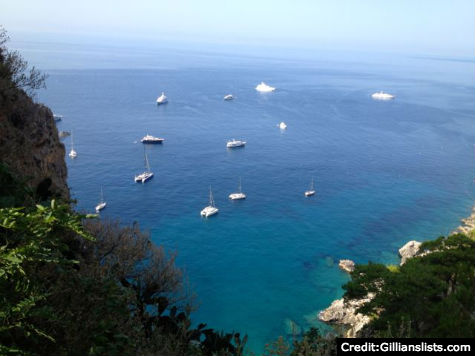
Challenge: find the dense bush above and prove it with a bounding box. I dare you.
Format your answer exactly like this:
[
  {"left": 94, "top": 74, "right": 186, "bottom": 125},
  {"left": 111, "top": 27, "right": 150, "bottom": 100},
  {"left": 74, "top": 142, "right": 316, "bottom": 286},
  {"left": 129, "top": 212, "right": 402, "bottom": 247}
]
[
  {"left": 343, "top": 234, "right": 475, "bottom": 338},
  {"left": 263, "top": 328, "right": 336, "bottom": 356}
]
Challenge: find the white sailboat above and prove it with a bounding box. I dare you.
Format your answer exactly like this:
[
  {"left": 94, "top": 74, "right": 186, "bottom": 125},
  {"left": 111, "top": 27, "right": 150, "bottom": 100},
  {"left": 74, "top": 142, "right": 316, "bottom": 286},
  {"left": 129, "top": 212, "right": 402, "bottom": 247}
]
[
  {"left": 229, "top": 177, "right": 246, "bottom": 200},
  {"left": 95, "top": 186, "right": 107, "bottom": 212},
  {"left": 68, "top": 131, "right": 77, "bottom": 158},
  {"left": 201, "top": 186, "right": 219, "bottom": 217},
  {"left": 305, "top": 178, "right": 316, "bottom": 197},
  {"left": 224, "top": 94, "right": 234, "bottom": 101},
  {"left": 134, "top": 151, "right": 154, "bottom": 183},
  {"left": 156, "top": 92, "right": 168, "bottom": 104},
  {"left": 279, "top": 122, "right": 287, "bottom": 130}
]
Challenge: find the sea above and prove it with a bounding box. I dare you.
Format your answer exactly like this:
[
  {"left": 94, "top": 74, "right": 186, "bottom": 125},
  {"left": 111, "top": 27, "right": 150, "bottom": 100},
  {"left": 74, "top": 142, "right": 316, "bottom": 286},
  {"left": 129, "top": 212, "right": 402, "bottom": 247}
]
[{"left": 16, "top": 39, "right": 475, "bottom": 353}]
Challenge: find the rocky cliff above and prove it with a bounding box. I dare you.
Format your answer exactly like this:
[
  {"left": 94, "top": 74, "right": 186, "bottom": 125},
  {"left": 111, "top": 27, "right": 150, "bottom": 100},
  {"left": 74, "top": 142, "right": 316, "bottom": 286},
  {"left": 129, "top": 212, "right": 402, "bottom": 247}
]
[{"left": 0, "top": 90, "right": 69, "bottom": 201}]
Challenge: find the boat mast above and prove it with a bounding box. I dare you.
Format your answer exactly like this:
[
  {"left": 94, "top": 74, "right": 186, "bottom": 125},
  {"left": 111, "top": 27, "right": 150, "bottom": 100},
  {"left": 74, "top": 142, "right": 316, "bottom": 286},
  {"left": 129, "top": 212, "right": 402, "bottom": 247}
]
[
  {"left": 71, "top": 131, "right": 74, "bottom": 150},
  {"left": 144, "top": 152, "right": 151, "bottom": 172},
  {"left": 311, "top": 178, "right": 314, "bottom": 190},
  {"left": 238, "top": 177, "right": 242, "bottom": 193},
  {"left": 209, "top": 186, "right": 215, "bottom": 207},
  {"left": 100, "top": 186, "right": 104, "bottom": 203}
]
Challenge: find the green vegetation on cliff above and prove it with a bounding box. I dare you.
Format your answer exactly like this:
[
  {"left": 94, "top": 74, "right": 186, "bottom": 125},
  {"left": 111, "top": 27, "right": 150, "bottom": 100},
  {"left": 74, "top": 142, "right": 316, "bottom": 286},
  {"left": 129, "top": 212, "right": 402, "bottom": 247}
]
[{"left": 343, "top": 234, "right": 475, "bottom": 338}]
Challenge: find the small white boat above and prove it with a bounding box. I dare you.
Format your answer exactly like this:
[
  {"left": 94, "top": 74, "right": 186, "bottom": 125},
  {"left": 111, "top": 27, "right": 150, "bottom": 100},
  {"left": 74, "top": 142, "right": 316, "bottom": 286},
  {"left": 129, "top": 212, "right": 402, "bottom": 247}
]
[
  {"left": 201, "top": 187, "right": 219, "bottom": 217},
  {"left": 305, "top": 178, "right": 316, "bottom": 197},
  {"left": 95, "top": 186, "right": 107, "bottom": 212},
  {"left": 256, "top": 82, "right": 276, "bottom": 92},
  {"left": 156, "top": 92, "right": 168, "bottom": 104},
  {"left": 279, "top": 122, "right": 287, "bottom": 130},
  {"left": 226, "top": 139, "right": 246, "bottom": 148},
  {"left": 135, "top": 152, "right": 154, "bottom": 183},
  {"left": 224, "top": 94, "right": 234, "bottom": 101},
  {"left": 68, "top": 131, "right": 77, "bottom": 158},
  {"left": 229, "top": 177, "right": 246, "bottom": 200},
  {"left": 141, "top": 134, "right": 164, "bottom": 144},
  {"left": 53, "top": 114, "right": 63, "bottom": 122},
  {"left": 371, "top": 91, "right": 395, "bottom": 100}
]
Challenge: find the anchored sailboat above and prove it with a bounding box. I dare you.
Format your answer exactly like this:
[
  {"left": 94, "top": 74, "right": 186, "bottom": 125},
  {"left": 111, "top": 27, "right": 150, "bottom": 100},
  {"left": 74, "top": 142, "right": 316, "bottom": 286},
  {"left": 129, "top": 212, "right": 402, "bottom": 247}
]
[
  {"left": 156, "top": 92, "right": 168, "bottom": 105},
  {"left": 305, "top": 178, "right": 316, "bottom": 197},
  {"left": 201, "top": 186, "right": 219, "bottom": 217},
  {"left": 134, "top": 151, "right": 154, "bottom": 183},
  {"left": 95, "top": 186, "right": 107, "bottom": 212},
  {"left": 229, "top": 177, "right": 246, "bottom": 200},
  {"left": 68, "top": 131, "right": 77, "bottom": 158}
]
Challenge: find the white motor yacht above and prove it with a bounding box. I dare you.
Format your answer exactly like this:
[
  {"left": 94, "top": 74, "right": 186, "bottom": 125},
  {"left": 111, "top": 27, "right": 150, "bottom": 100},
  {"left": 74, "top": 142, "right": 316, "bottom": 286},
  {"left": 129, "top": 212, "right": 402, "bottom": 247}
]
[
  {"left": 279, "top": 122, "right": 287, "bottom": 130},
  {"left": 255, "top": 82, "right": 275, "bottom": 92},
  {"left": 226, "top": 139, "right": 246, "bottom": 148},
  {"left": 156, "top": 92, "right": 168, "bottom": 104},
  {"left": 229, "top": 178, "right": 246, "bottom": 200},
  {"left": 68, "top": 131, "right": 77, "bottom": 158},
  {"left": 135, "top": 152, "right": 154, "bottom": 183},
  {"left": 53, "top": 114, "right": 63, "bottom": 122},
  {"left": 224, "top": 94, "right": 234, "bottom": 101},
  {"left": 95, "top": 186, "right": 107, "bottom": 212},
  {"left": 201, "top": 187, "right": 219, "bottom": 217},
  {"left": 305, "top": 178, "right": 316, "bottom": 197},
  {"left": 371, "top": 91, "right": 395, "bottom": 100},
  {"left": 141, "top": 134, "right": 164, "bottom": 144}
]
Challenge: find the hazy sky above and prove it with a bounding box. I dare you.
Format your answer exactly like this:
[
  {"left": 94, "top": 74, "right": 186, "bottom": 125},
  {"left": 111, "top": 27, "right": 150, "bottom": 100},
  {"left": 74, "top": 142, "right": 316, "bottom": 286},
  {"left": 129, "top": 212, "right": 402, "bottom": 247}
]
[{"left": 1, "top": 0, "right": 474, "bottom": 56}]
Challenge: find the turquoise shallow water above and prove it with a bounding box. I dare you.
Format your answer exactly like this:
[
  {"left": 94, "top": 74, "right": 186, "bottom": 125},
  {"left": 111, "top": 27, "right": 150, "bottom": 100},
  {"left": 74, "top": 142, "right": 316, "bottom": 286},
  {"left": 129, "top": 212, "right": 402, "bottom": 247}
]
[{"left": 26, "top": 42, "right": 475, "bottom": 352}]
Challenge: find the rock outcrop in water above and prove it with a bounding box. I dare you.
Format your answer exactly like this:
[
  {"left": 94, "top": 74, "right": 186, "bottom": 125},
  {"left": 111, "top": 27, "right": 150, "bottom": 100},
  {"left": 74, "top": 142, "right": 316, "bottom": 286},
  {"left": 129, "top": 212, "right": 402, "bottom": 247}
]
[
  {"left": 318, "top": 294, "right": 374, "bottom": 337},
  {"left": 338, "top": 259, "right": 355, "bottom": 273},
  {"left": 451, "top": 206, "right": 475, "bottom": 236},
  {"left": 0, "top": 90, "right": 69, "bottom": 201}
]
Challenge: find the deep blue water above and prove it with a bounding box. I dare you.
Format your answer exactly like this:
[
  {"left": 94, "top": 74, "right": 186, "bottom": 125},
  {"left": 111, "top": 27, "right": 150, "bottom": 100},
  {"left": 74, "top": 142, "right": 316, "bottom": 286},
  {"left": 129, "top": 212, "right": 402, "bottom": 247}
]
[{"left": 25, "top": 42, "right": 475, "bottom": 353}]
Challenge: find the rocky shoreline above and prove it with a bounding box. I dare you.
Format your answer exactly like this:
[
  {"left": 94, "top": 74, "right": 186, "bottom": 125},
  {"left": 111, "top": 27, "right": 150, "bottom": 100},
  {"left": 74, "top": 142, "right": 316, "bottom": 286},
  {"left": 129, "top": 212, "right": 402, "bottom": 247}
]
[
  {"left": 451, "top": 205, "right": 475, "bottom": 236},
  {"left": 318, "top": 206, "right": 475, "bottom": 337}
]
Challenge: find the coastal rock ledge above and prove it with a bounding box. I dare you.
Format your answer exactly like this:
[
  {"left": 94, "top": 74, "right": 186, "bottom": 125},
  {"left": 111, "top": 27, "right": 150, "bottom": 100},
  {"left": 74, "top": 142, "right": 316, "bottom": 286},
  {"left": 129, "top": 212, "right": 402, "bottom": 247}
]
[
  {"left": 451, "top": 206, "right": 475, "bottom": 236},
  {"left": 318, "top": 294, "right": 374, "bottom": 337},
  {"left": 338, "top": 259, "right": 355, "bottom": 273},
  {"left": 398, "top": 240, "right": 422, "bottom": 266}
]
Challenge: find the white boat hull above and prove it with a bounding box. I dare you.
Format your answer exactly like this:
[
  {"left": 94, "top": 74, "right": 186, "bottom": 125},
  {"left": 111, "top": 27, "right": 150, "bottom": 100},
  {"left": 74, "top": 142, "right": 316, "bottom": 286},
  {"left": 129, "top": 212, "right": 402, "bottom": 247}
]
[
  {"left": 305, "top": 190, "right": 316, "bottom": 197},
  {"left": 201, "top": 206, "right": 219, "bottom": 217},
  {"left": 255, "top": 82, "right": 276, "bottom": 92},
  {"left": 226, "top": 141, "right": 246, "bottom": 148},
  {"left": 135, "top": 172, "right": 154, "bottom": 183},
  {"left": 69, "top": 150, "right": 77, "bottom": 158},
  {"left": 229, "top": 193, "right": 246, "bottom": 200},
  {"left": 371, "top": 92, "right": 395, "bottom": 100},
  {"left": 95, "top": 202, "right": 107, "bottom": 212}
]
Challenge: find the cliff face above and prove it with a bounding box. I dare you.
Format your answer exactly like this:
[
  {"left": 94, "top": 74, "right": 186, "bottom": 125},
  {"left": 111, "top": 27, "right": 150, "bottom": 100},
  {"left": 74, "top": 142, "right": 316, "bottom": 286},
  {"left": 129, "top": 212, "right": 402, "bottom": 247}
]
[{"left": 0, "top": 91, "right": 69, "bottom": 201}]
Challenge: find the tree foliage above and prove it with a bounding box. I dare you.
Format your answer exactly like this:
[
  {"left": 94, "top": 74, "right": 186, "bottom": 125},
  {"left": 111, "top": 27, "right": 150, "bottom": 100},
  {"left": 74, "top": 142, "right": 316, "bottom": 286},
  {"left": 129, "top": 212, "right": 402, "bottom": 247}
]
[
  {"left": 264, "top": 328, "right": 337, "bottom": 356},
  {"left": 0, "top": 201, "right": 94, "bottom": 355},
  {"left": 343, "top": 234, "right": 475, "bottom": 337},
  {"left": 0, "top": 27, "right": 47, "bottom": 102}
]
